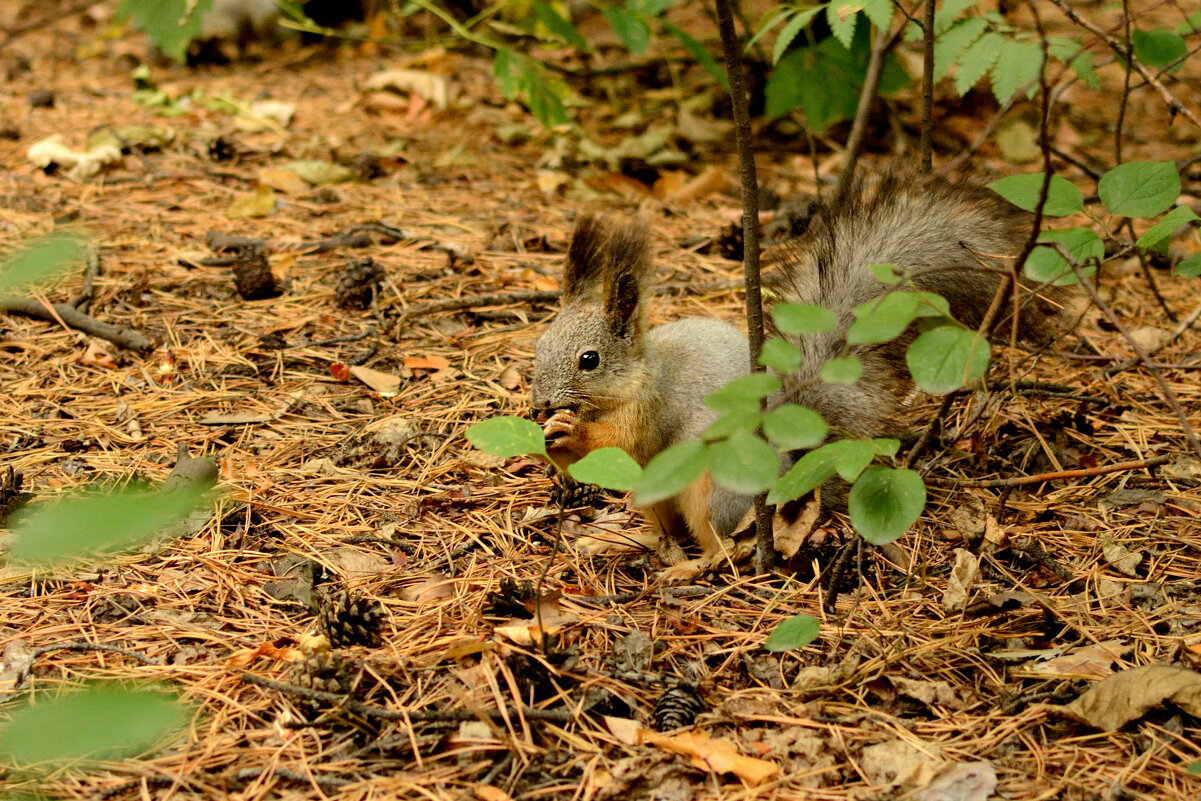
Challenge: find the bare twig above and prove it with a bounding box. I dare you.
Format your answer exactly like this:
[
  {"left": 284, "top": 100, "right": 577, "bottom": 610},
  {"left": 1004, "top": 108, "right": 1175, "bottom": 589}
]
[
  {"left": 835, "top": 22, "right": 901, "bottom": 205},
  {"left": 1051, "top": 0, "right": 1201, "bottom": 131},
  {"left": 240, "top": 673, "right": 573, "bottom": 723},
  {"left": 0, "top": 295, "right": 154, "bottom": 351},
  {"left": 70, "top": 248, "right": 100, "bottom": 310},
  {"left": 715, "top": 0, "right": 773, "bottom": 576},
  {"left": 397, "top": 290, "right": 560, "bottom": 324},
  {"left": 30, "top": 641, "right": 160, "bottom": 666},
  {"left": 919, "top": 0, "right": 936, "bottom": 171},
  {"left": 930, "top": 453, "right": 1171, "bottom": 488}
]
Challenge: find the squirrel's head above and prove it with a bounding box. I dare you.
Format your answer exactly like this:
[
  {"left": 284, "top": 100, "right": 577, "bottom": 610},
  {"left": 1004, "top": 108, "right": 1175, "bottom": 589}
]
[{"left": 531, "top": 215, "right": 652, "bottom": 418}]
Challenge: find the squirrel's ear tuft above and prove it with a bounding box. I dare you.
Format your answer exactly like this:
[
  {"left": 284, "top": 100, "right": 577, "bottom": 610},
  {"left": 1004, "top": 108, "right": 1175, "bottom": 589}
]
[
  {"left": 604, "top": 220, "right": 650, "bottom": 338},
  {"left": 607, "top": 220, "right": 652, "bottom": 286},
  {"left": 563, "top": 215, "right": 609, "bottom": 301}
]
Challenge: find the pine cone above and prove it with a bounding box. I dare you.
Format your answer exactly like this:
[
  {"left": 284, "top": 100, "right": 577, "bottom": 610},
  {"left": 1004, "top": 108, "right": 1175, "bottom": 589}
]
[
  {"left": 207, "top": 135, "right": 236, "bottom": 162},
  {"left": 550, "top": 473, "right": 604, "bottom": 511},
  {"left": 318, "top": 589, "right": 384, "bottom": 648},
  {"left": 653, "top": 686, "right": 706, "bottom": 731},
  {"left": 290, "top": 651, "right": 355, "bottom": 717},
  {"left": 334, "top": 257, "right": 384, "bottom": 310}
]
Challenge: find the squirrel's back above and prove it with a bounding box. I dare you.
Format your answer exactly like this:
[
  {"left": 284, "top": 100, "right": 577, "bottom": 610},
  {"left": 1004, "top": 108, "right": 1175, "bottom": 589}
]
[{"left": 770, "top": 172, "right": 1063, "bottom": 439}]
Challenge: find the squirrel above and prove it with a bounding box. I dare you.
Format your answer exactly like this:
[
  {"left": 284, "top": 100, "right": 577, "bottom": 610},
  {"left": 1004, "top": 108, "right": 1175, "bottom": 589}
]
[{"left": 530, "top": 172, "right": 1066, "bottom": 570}]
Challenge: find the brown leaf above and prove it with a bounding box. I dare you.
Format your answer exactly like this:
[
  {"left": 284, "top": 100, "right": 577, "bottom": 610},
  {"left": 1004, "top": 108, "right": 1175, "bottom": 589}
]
[
  {"left": 499, "top": 365, "right": 522, "bottom": 390},
  {"left": 1055, "top": 665, "right": 1201, "bottom": 730},
  {"left": 641, "top": 729, "right": 778, "bottom": 786},
  {"left": 79, "top": 339, "right": 118, "bottom": 369},
  {"left": 258, "top": 167, "right": 309, "bottom": 194},
  {"left": 227, "top": 185, "right": 276, "bottom": 218},
  {"left": 349, "top": 365, "right": 402, "bottom": 397},
  {"left": 404, "top": 354, "right": 451, "bottom": 372}
]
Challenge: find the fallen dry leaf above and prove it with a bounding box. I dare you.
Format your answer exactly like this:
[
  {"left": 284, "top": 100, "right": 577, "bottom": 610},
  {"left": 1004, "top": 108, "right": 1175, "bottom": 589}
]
[
  {"left": 641, "top": 729, "right": 778, "bottom": 786},
  {"left": 225, "top": 639, "right": 305, "bottom": 668},
  {"left": 943, "top": 548, "right": 978, "bottom": 613},
  {"left": 349, "top": 365, "right": 402, "bottom": 397},
  {"left": 258, "top": 166, "right": 309, "bottom": 194},
  {"left": 400, "top": 574, "right": 456, "bottom": 602},
  {"left": 227, "top": 185, "right": 276, "bottom": 218},
  {"left": 499, "top": 365, "right": 522, "bottom": 390},
  {"left": 602, "top": 716, "right": 642, "bottom": 746},
  {"left": 914, "top": 761, "right": 997, "bottom": 801},
  {"left": 79, "top": 339, "right": 118, "bottom": 369},
  {"left": 1055, "top": 664, "right": 1201, "bottom": 730},
  {"left": 405, "top": 354, "right": 451, "bottom": 372}
]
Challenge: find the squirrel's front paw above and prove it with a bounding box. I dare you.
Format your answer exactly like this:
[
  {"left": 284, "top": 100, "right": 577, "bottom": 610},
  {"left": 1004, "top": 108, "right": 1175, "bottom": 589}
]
[{"left": 540, "top": 408, "right": 579, "bottom": 446}]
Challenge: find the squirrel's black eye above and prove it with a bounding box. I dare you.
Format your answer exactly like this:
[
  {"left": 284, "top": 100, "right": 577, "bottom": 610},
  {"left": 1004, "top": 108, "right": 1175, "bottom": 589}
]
[{"left": 578, "top": 350, "right": 600, "bottom": 371}]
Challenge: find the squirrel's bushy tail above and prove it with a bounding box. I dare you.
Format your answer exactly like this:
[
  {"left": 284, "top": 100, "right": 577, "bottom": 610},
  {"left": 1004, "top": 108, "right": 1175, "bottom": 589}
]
[{"left": 770, "top": 171, "right": 1065, "bottom": 439}]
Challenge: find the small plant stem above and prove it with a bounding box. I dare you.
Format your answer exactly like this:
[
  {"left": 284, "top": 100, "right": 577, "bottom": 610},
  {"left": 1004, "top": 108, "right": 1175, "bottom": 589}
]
[
  {"left": 714, "top": 0, "right": 772, "bottom": 576},
  {"left": 1114, "top": 0, "right": 1133, "bottom": 164},
  {"left": 835, "top": 23, "right": 899, "bottom": 206},
  {"left": 919, "top": 0, "right": 935, "bottom": 171},
  {"left": 930, "top": 454, "right": 1171, "bottom": 488},
  {"left": 1051, "top": 0, "right": 1201, "bottom": 131}
]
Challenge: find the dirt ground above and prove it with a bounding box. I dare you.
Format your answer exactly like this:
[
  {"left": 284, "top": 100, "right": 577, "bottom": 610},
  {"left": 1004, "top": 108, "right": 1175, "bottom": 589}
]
[{"left": 2, "top": 1, "right": 1201, "bottom": 799}]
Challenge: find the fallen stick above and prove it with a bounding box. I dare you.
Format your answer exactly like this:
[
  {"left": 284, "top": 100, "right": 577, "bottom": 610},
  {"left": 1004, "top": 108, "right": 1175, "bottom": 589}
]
[
  {"left": 0, "top": 295, "right": 154, "bottom": 351},
  {"left": 928, "top": 453, "right": 1172, "bottom": 489}
]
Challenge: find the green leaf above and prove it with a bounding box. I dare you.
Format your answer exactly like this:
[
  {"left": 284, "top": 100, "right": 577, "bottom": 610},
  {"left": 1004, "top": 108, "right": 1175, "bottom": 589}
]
[
  {"left": 934, "top": 17, "right": 988, "bottom": 82},
  {"left": 764, "top": 613, "right": 820, "bottom": 652},
  {"left": 767, "top": 439, "right": 892, "bottom": 504},
  {"left": 533, "top": 1, "right": 589, "bottom": 50},
  {"left": 1136, "top": 205, "right": 1200, "bottom": 252},
  {"left": 766, "top": 23, "right": 909, "bottom": 130},
  {"left": 1179, "top": 11, "right": 1201, "bottom": 34},
  {"left": 934, "top": 0, "right": 981, "bottom": 35},
  {"left": 662, "top": 22, "right": 728, "bottom": 91},
  {"left": 0, "top": 230, "right": 90, "bottom": 293},
  {"left": 1132, "top": 28, "right": 1186, "bottom": 71},
  {"left": 1048, "top": 36, "right": 1099, "bottom": 89},
  {"left": 820, "top": 356, "right": 863, "bottom": 385},
  {"left": 826, "top": 3, "right": 858, "bottom": 49},
  {"left": 848, "top": 466, "right": 926, "bottom": 544},
  {"left": 633, "top": 440, "right": 708, "bottom": 506},
  {"left": 604, "top": 6, "right": 650, "bottom": 55},
  {"left": 768, "top": 445, "right": 840, "bottom": 504},
  {"left": 773, "top": 303, "right": 838, "bottom": 335},
  {"left": 117, "top": 0, "right": 212, "bottom": 62},
  {"left": 771, "top": 7, "right": 823, "bottom": 65},
  {"left": 466, "top": 416, "right": 547, "bottom": 458},
  {"left": 704, "top": 409, "right": 762, "bottom": 441},
  {"left": 1188, "top": 758, "right": 1201, "bottom": 775},
  {"left": 9, "top": 485, "right": 210, "bottom": 567},
  {"left": 762, "top": 403, "right": 828, "bottom": 450},
  {"left": 759, "top": 337, "right": 803, "bottom": 372},
  {"left": 628, "top": 0, "right": 673, "bottom": 16},
  {"left": 1024, "top": 227, "right": 1103, "bottom": 285},
  {"left": 748, "top": 5, "right": 793, "bottom": 53},
  {"left": 990, "top": 38, "right": 1042, "bottom": 104},
  {"left": 987, "top": 173, "right": 1084, "bottom": 216},
  {"left": 862, "top": 0, "right": 894, "bottom": 32},
  {"left": 568, "top": 448, "right": 641, "bottom": 491},
  {"left": 1098, "top": 161, "right": 1180, "bottom": 218},
  {"left": 906, "top": 326, "right": 990, "bottom": 395},
  {"left": 709, "top": 430, "right": 780, "bottom": 495},
  {"left": 848, "top": 291, "right": 949, "bottom": 345},
  {"left": 870, "top": 263, "right": 906, "bottom": 284},
  {"left": 1176, "top": 253, "right": 1201, "bottom": 278},
  {"left": 954, "top": 31, "right": 1003, "bottom": 96},
  {"left": 492, "top": 50, "right": 569, "bottom": 127},
  {"left": 0, "top": 685, "right": 187, "bottom": 766},
  {"left": 704, "top": 373, "right": 782, "bottom": 414}
]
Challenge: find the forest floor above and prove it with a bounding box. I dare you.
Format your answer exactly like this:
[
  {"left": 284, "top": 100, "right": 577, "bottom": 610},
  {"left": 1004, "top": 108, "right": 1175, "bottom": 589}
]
[{"left": 2, "top": 1, "right": 1201, "bottom": 800}]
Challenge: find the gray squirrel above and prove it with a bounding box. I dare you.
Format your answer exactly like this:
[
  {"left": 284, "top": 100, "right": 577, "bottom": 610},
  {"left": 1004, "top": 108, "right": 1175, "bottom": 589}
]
[{"left": 530, "top": 172, "right": 1067, "bottom": 566}]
